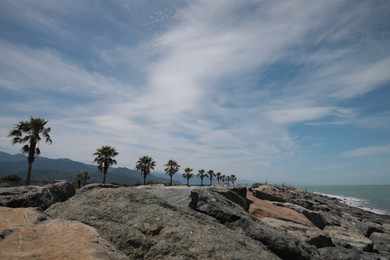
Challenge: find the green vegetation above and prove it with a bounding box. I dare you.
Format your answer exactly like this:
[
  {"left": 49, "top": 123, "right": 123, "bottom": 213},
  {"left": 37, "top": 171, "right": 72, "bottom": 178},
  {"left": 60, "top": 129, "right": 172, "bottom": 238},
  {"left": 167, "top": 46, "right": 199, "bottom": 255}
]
[
  {"left": 8, "top": 117, "right": 52, "bottom": 185},
  {"left": 182, "top": 167, "right": 193, "bottom": 186},
  {"left": 164, "top": 159, "right": 180, "bottom": 186},
  {"left": 0, "top": 174, "right": 22, "bottom": 184},
  {"left": 93, "top": 146, "right": 119, "bottom": 184},
  {"left": 76, "top": 171, "right": 90, "bottom": 188},
  {"left": 136, "top": 155, "right": 156, "bottom": 185}
]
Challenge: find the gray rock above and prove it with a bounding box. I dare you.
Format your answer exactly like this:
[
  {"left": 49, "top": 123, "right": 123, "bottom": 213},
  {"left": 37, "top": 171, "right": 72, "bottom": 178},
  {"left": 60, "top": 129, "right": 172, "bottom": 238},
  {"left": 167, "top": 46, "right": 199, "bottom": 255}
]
[
  {"left": 217, "top": 188, "right": 249, "bottom": 210},
  {"left": 319, "top": 247, "right": 388, "bottom": 260},
  {"left": 324, "top": 226, "right": 373, "bottom": 252},
  {"left": 370, "top": 232, "right": 390, "bottom": 254},
  {"left": 80, "top": 183, "right": 120, "bottom": 191},
  {"left": 307, "top": 235, "right": 334, "bottom": 249},
  {"left": 356, "top": 221, "right": 384, "bottom": 237},
  {"left": 47, "top": 186, "right": 279, "bottom": 260},
  {"left": 0, "top": 181, "right": 75, "bottom": 210},
  {"left": 251, "top": 188, "right": 286, "bottom": 203},
  {"left": 260, "top": 217, "right": 334, "bottom": 248}
]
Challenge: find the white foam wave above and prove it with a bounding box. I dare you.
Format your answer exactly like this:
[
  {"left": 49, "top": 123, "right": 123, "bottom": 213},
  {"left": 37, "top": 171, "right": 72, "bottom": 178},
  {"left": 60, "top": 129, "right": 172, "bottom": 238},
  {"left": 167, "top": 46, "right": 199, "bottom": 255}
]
[{"left": 313, "top": 192, "right": 389, "bottom": 215}]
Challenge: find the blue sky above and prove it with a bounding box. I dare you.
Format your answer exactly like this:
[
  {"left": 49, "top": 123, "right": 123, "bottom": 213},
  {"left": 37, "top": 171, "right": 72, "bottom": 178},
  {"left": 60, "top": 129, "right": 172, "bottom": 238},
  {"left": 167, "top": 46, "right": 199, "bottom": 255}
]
[{"left": 0, "top": 0, "right": 389, "bottom": 185}]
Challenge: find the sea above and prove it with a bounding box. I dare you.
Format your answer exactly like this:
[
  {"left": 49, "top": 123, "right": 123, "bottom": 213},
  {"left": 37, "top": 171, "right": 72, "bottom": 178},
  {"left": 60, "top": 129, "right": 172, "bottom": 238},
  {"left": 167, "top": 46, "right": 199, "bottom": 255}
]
[{"left": 303, "top": 185, "right": 390, "bottom": 215}]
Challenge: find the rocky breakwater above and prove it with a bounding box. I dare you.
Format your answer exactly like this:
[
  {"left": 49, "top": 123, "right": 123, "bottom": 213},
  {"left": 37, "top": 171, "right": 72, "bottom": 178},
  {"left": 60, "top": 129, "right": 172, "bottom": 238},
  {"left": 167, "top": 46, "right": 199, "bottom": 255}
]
[
  {"left": 249, "top": 184, "right": 390, "bottom": 259},
  {"left": 1, "top": 182, "right": 389, "bottom": 259}
]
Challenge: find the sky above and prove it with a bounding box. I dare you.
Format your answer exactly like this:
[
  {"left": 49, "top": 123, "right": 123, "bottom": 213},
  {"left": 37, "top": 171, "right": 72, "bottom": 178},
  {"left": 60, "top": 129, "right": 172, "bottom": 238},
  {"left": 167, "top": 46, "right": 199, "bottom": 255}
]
[{"left": 0, "top": 0, "right": 389, "bottom": 185}]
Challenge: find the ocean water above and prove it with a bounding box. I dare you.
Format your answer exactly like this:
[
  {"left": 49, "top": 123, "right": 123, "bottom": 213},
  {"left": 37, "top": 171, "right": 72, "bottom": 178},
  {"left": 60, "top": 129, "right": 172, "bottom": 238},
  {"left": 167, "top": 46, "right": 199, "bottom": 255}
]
[{"left": 304, "top": 185, "right": 390, "bottom": 215}]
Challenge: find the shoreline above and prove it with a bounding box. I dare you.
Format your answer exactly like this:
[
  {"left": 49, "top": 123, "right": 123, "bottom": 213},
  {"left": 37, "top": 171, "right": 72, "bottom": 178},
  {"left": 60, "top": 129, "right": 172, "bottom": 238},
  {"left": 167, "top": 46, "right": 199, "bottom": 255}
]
[{"left": 312, "top": 191, "right": 390, "bottom": 216}]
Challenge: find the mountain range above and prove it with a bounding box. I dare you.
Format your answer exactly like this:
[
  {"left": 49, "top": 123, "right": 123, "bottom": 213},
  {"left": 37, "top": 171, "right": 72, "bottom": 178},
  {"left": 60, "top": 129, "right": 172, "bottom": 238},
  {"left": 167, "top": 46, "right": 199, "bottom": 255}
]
[
  {"left": 0, "top": 151, "right": 254, "bottom": 185},
  {"left": 0, "top": 151, "right": 173, "bottom": 185}
]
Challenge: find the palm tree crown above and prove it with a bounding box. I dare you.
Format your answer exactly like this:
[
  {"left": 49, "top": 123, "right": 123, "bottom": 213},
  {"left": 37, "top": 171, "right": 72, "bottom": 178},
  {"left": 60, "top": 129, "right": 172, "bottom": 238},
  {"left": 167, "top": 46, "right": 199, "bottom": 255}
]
[
  {"left": 8, "top": 117, "right": 52, "bottom": 185},
  {"left": 229, "top": 174, "right": 237, "bottom": 185},
  {"left": 93, "top": 146, "right": 118, "bottom": 184},
  {"left": 182, "top": 167, "right": 194, "bottom": 186},
  {"left": 136, "top": 155, "right": 156, "bottom": 185},
  {"left": 216, "top": 172, "right": 222, "bottom": 184},
  {"left": 220, "top": 174, "right": 226, "bottom": 184},
  {"left": 197, "top": 169, "right": 206, "bottom": 186},
  {"left": 164, "top": 159, "right": 180, "bottom": 186},
  {"left": 76, "top": 171, "right": 90, "bottom": 188}
]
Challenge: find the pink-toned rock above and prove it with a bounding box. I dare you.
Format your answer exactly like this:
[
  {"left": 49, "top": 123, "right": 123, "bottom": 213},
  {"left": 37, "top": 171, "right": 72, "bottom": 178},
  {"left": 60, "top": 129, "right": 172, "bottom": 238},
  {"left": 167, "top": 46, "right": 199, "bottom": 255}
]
[
  {"left": 247, "top": 191, "right": 315, "bottom": 227},
  {"left": 0, "top": 207, "right": 47, "bottom": 230},
  {"left": 0, "top": 207, "right": 128, "bottom": 260}
]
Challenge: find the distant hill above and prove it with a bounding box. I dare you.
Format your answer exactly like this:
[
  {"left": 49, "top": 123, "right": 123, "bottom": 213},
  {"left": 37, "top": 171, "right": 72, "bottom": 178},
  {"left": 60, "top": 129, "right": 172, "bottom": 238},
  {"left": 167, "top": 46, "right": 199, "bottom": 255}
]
[
  {"left": 0, "top": 151, "right": 175, "bottom": 185},
  {"left": 0, "top": 151, "right": 254, "bottom": 185}
]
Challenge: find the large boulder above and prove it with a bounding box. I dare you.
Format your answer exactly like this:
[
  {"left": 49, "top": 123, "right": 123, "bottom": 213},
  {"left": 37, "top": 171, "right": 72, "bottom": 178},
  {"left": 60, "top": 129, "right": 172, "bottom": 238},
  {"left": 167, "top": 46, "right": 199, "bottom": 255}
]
[
  {"left": 370, "top": 232, "right": 390, "bottom": 254},
  {"left": 272, "top": 202, "right": 327, "bottom": 229},
  {"left": 247, "top": 192, "right": 315, "bottom": 227},
  {"left": 250, "top": 186, "right": 286, "bottom": 202},
  {"left": 261, "top": 217, "right": 334, "bottom": 248},
  {"left": 0, "top": 181, "right": 75, "bottom": 210},
  {"left": 0, "top": 207, "right": 128, "bottom": 259},
  {"left": 324, "top": 226, "right": 373, "bottom": 251},
  {"left": 46, "top": 186, "right": 279, "bottom": 260}
]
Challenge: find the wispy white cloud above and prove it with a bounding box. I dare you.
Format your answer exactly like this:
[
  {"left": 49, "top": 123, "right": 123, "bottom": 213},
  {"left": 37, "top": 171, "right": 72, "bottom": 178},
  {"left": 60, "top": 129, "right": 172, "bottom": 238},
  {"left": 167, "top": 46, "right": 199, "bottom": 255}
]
[
  {"left": 341, "top": 144, "right": 390, "bottom": 158},
  {"left": 1, "top": 0, "right": 390, "bottom": 183},
  {"left": 0, "top": 41, "right": 129, "bottom": 97}
]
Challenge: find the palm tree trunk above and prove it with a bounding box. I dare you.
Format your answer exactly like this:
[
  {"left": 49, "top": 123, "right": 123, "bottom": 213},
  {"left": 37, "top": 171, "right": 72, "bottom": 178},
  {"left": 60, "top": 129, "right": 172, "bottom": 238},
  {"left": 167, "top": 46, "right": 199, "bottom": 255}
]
[
  {"left": 143, "top": 172, "right": 147, "bottom": 185},
  {"left": 169, "top": 175, "right": 173, "bottom": 186},
  {"left": 186, "top": 178, "right": 189, "bottom": 186},
  {"left": 26, "top": 161, "right": 33, "bottom": 185},
  {"left": 201, "top": 178, "right": 203, "bottom": 186},
  {"left": 103, "top": 170, "right": 107, "bottom": 184}
]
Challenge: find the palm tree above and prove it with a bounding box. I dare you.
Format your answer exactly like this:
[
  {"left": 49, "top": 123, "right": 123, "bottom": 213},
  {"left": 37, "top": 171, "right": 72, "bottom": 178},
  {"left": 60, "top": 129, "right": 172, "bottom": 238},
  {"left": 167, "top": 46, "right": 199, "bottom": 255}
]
[
  {"left": 8, "top": 117, "right": 52, "bottom": 185},
  {"left": 216, "top": 172, "right": 222, "bottom": 184},
  {"left": 207, "top": 170, "right": 215, "bottom": 186},
  {"left": 226, "top": 175, "right": 231, "bottom": 185},
  {"left": 136, "top": 155, "right": 156, "bottom": 185},
  {"left": 76, "top": 171, "right": 90, "bottom": 188},
  {"left": 93, "top": 146, "right": 118, "bottom": 184},
  {"left": 230, "top": 174, "right": 237, "bottom": 185},
  {"left": 197, "top": 169, "right": 206, "bottom": 186},
  {"left": 164, "top": 159, "right": 180, "bottom": 186},
  {"left": 182, "top": 167, "right": 194, "bottom": 186},
  {"left": 220, "top": 174, "right": 226, "bottom": 184}
]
